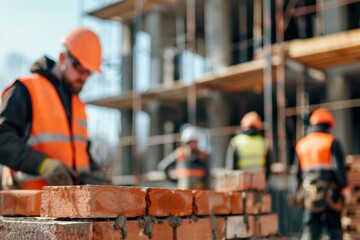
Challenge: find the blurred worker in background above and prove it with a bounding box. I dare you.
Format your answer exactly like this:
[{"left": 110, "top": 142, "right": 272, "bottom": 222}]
[
  {"left": 0, "top": 27, "right": 110, "bottom": 190},
  {"left": 226, "top": 111, "right": 271, "bottom": 179},
  {"left": 294, "top": 108, "right": 351, "bottom": 240},
  {"left": 157, "top": 125, "right": 210, "bottom": 190}
]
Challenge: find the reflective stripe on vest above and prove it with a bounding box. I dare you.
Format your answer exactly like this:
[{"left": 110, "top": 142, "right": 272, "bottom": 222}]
[
  {"left": 175, "top": 168, "right": 206, "bottom": 178},
  {"left": 296, "top": 132, "right": 334, "bottom": 171},
  {"left": 231, "top": 134, "right": 266, "bottom": 170},
  {"left": 175, "top": 147, "right": 207, "bottom": 178},
  {"left": 28, "top": 134, "right": 87, "bottom": 145}
]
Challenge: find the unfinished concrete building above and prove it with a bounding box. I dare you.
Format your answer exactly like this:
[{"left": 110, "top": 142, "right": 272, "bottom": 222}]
[{"left": 87, "top": 0, "right": 360, "bottom": 184}]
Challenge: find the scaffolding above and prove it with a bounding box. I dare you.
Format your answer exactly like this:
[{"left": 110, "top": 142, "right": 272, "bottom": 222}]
[{"left": 87, "top": 0, "right": 360, "bottom": 235}]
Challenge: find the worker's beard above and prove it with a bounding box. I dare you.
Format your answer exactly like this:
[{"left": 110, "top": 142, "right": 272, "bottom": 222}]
[{"left": 63, "top": 77, "right": 83, "bottom": 94}]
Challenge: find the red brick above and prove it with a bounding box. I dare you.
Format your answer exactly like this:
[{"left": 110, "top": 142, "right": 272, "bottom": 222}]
[
  {"left": 230, "top": 192, "right": 244, "bottom": 214},
  {"left": 177, "top": 217, "right": 226, "bottom": 240},
  {"left": 0, "top": 190, "right": 41, "bottom": 216},
  {"left": 348, "top": 172, "right": 360, "bottom": 186},
  {"left": 255, "top": 214, "right": 279, "bottom": 236},
  {"left": 0, "top": 217, "right": 92, "bottom": 239},
  {"left": 251, "top": 171, "right": 266, "bottom": 191},
  {"left": 226, "top": 215, "right": 255, "bottom": 238},
  {"left": 41, "top": 186, "right": 146, "bottom": 218},
  {"left": 147, "top": 188, "right": 193, "bottom": 217},
  {"left": 214, "top": 170, "right": 252, "bottom": 192},
  {"left": 93, "top": 219, "right": 173, "bottom": 240},
  {"left": 261, "top": 193, "right": 272, "bottom": 213},
  {"left": 193, "top": 190, "right": 231, "bottom": 215},
  {"left": 244, "top": 192, "right": 270, "bottom": 214},
  {"left": 244, "top": 192, "right": 260, "bottom": 214}
]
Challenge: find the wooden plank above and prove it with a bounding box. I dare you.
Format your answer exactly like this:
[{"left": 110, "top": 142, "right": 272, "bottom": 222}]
[
  {"left": 287, "top": 29, "right": 360, "bottom": 69},
  {"left": 87, "top": 0, "right": 176, "bottom": 21}
]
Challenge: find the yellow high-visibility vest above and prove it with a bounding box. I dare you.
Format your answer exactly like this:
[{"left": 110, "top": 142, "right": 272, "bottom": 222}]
[{"left": 231, "top": 134, "right": 266, "bottom": 170}]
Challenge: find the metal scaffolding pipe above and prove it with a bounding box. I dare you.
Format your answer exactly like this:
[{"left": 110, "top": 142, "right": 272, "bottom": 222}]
[{"left": 263, "top": 0, "right": 274, "bottom": 161}]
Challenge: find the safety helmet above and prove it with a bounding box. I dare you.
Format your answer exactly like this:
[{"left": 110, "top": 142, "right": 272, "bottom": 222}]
[
  {"left": 180, "top": 126, "right": 199, "bottom": 143},
  {"left": 309, "top": 108, "right": 336, "bottom": 128},
  {"left": 240, "top": 111, "right": 263, "bottom": 130},
  {"left": 62, "top": 27, "right": 102, "bottom": 72}
]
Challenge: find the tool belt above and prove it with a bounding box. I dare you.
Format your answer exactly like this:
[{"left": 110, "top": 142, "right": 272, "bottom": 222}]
[{"left": 297, "top": 179, "right": 342, "bottom": 213}]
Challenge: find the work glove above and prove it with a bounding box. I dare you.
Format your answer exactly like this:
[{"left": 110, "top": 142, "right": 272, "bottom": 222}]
[
  {"left": 38, "top": 158, "right": 76, "bottom": 186},
  {"left": 79, "top": 170, "right": 111, "bottom": 185}
]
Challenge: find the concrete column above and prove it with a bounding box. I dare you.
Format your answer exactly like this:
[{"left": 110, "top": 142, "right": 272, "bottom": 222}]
[
  {"left": 205, "top": 0, "right": 231, "bottom": 71},
  {"left": 145, "top": 103, "right": 162, "bottom": 171},
  {"left": 323, "top": 0, "right": 346, "bottom": 34},
  {"left": 326, "top": 70, "right": 351, "bottom": 154},
  {"left": 119, "top": 23, "right": 134, "bottom": 175},
  {"left": 143, "top": 12, "right": 175, "bottom": 171},
  {"left": 207, "top": 92, "right": 231, "bottom": 168}
]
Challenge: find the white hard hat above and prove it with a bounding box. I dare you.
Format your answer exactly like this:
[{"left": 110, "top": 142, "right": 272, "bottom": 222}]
[{"left": 180, "top": 126, "right": 199, "bottom": 143}]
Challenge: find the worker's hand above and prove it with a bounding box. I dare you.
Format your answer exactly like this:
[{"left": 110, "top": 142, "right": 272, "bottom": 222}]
[
  {"left": 342, "top": 187, "right": 352, "bottom": 205},
  {"left": 79, "top": 170, "right": 111, "bottom": 185},
  {"left": 38, "top": 158, "right": 76, "bottom": 186}
]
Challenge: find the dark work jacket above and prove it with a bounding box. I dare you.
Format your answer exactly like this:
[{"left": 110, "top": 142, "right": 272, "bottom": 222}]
[
  {"left": 0, "top": 56, "right": 99, "bottom": 175},
  {"left": 294, "top": 125, "right": 348, "bottom": 191}
]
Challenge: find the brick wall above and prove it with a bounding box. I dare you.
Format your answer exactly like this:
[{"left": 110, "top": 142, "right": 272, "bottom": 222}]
[{"left": 0, "top": 170, "right": 282, "bottom": 239}]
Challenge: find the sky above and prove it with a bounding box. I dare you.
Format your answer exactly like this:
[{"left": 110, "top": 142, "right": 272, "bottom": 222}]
[
  {"left": 0, "top": 0, "right": 121, "bottom": 155},
  {"left": 0, "top": 1, "right": 80, "bottom": 66}
]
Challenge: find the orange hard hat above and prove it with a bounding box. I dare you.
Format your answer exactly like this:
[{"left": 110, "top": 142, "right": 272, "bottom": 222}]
[
  {"left": 62, "top": 27, "right": 102, "bottom": 72},
  {"left": 309, "top": 108, "right": 336, "bottom": 128},
  {"left": 241, "top": 111, "right": 263, "bottom": 130}
]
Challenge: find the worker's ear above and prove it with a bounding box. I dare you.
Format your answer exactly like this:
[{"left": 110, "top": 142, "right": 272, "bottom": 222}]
[{"left": 58, "top": 52, "right": 67, "bottom": 64}]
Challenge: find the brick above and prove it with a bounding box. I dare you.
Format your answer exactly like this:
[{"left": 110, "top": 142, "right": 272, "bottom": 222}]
[
  {"left": 230, "top": 192, "right": 244, "bottom": 214},
  {"left": 0, "top": 217, "right": 92, "bottom": 240},
  {"left": 177, "top": 217, "right": 226, "bottom": 240},
  {"left": 93, "top": 218, "right": 173, "bottom": 240},
  {"left": 261, "top": 193, "right": 272, "bottom": 213},
  {"left": 348, "top": 172, "right": 360, "bottom": 186},
  {"left": 244, "top": 192, "right": 271, "bottom": 214},
  {"left": 41, "top": 186, "right": 146, "bottom": 218},
  {"left": 226, "top": 215, "right": 255, "bottom": 238},
  {"left": 255, "top": 214, "right": 279, "bottom": 236},
  {"left": 147, "top": 188, "right": 193, "bottom": 217},
  {"left": 251, "top": 171, "right": 266, "bottom": 191},
  {"left": 0, "top": 190, "right": 41, "bottom": 216},
  {"left": 214, "top": 170, "right": 252, "bottom": 192},
  {"left": 244, "top": 192, "right": 260, "bottom": 214},
  {"left": 193, "top": 190, "right": 231, "bottom": 215}
]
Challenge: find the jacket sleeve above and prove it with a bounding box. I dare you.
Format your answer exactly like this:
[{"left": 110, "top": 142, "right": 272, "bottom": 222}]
[
  {"left": 293, "top": 151, "right": 302, "bottom": 190},
  {"left": 225, "top": 141, "right": 236, "bottom": 170},
  {"left": 0, "top": 81, "right": 46, "bottom": 175},
  {"left": 331, "top": 138, "right": 348, "bottom": 190},
  {"left": 86, "top": 140, "right": 102, "bottom": 171},
  {"left": 157, "top": 150, "right": 177, "bottom": 172}
]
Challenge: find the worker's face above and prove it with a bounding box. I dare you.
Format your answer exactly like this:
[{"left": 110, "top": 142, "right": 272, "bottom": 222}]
[
  {"left": 62, "top": 52, "right": 92, "bottom": 94},
  {"left": 187, "top": 140, "right": 199, "bottom": 151}
]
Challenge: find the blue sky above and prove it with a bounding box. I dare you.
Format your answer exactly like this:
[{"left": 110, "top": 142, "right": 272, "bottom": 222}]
[{"left": 0, "top": 0, "right": 80, "bottom": 65}]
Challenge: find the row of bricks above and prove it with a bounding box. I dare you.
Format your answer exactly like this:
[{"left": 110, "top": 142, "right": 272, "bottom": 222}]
[
  {"left": 214, "top": 170, "right": 266, "bottom": 192},
  {"left": 0, "top": 214, "right": 279, "bottom": 240},
  {"left": 0, "top": 186, "right": 272, "bottom": 218}
]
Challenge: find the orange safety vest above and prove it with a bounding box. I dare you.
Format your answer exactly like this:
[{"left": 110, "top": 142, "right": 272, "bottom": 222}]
[
  {"left": 175, "top": 147, "right": 207, "bottom": 178},
  {"left": 2, "top": 74, "right": 90, "bottom": 189},
  {"left": 296, "top": 132, "right": 334, "bottom": 171}
]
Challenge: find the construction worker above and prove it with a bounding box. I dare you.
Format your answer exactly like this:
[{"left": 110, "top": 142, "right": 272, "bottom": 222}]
[
  {"left": 0, "top": 27, "right": 110, "bottom": 189},
  {"left": 294, "top": 108, "right": 351, "bottom": 240},
  {"left": 157, "top": 125, "right": 210, "bottom": 190},
  {"left": 226, "top": 111, "right": 271, "bottom": 178}
]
